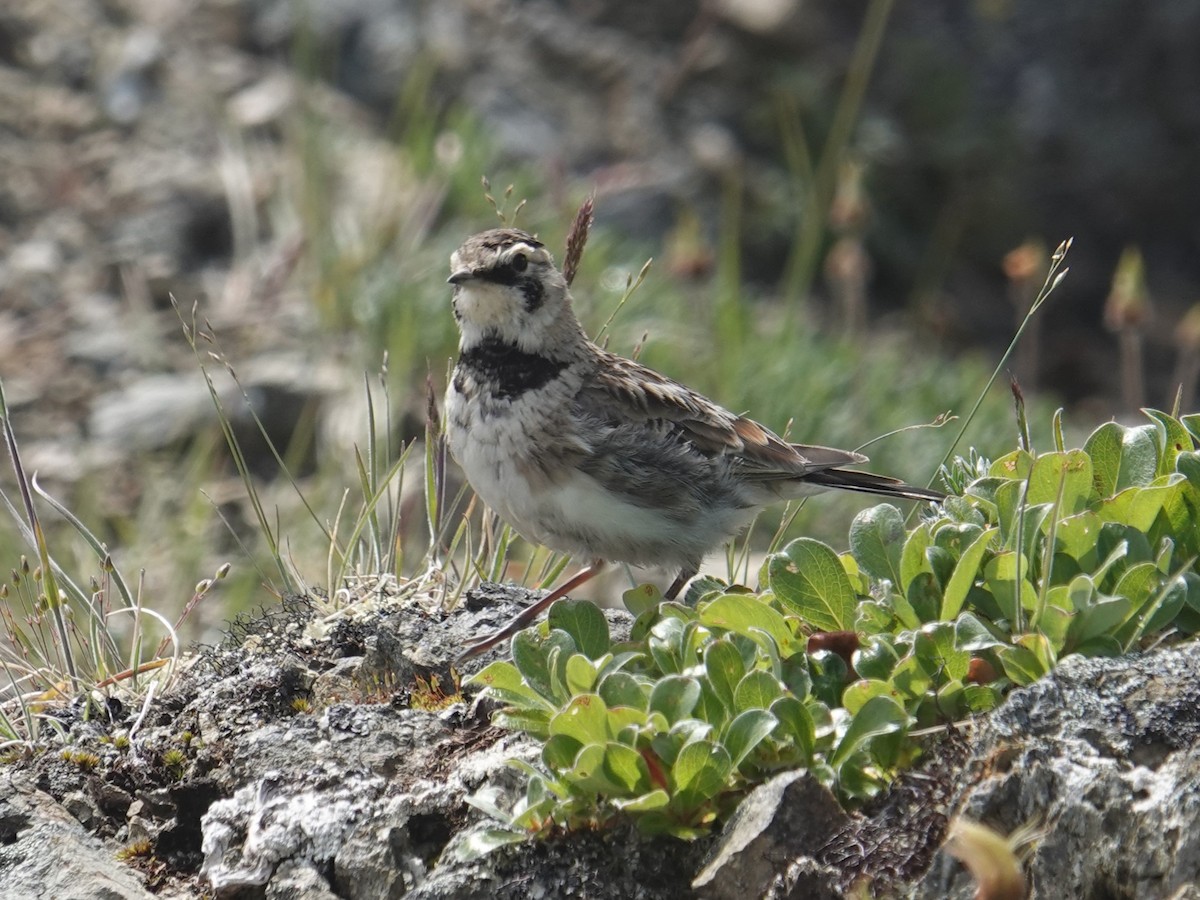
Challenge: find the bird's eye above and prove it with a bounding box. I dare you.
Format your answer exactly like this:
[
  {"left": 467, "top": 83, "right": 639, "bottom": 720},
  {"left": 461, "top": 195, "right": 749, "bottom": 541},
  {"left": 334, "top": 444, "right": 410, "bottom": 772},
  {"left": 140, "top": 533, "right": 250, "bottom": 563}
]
[{"left": 510, "top": 253, "right": 528, "bottom": 273}]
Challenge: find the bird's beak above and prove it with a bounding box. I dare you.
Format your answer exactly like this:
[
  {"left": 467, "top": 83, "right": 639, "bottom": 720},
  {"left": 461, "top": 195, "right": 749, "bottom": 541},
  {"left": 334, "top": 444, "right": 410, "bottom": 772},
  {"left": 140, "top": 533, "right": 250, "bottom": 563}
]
[{"left": 447, "top": 269, "right": 475, "bottom": 285}]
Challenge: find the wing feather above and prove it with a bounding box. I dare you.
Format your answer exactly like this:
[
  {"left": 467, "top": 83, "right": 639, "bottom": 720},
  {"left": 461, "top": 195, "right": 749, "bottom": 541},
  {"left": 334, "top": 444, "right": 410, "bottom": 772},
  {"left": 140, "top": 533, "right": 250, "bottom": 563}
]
[{"left": 583, "top": 349, "right": 866, "bottom": 478}]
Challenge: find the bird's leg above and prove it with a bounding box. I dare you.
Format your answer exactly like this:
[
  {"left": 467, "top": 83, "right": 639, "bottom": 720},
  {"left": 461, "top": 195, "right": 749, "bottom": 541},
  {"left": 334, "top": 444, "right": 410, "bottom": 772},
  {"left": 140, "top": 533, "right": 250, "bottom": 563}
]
[
  {"left": 455, "top": 559, "right": 606, "bottom": 663},
  {"left": 664, "top": 568, "right": 697, "bottom": 601}
]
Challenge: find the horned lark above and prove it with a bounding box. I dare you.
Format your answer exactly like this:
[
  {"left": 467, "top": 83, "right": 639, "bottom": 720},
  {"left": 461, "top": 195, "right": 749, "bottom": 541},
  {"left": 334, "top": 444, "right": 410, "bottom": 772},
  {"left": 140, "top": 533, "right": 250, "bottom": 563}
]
[{"left": 446, "top": 228, "right": 944, "bottom": 660}]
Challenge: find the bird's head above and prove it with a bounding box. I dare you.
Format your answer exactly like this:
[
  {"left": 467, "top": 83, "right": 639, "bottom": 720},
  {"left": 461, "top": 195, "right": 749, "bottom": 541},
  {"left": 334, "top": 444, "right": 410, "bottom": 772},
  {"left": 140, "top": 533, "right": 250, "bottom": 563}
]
[{"left": 447, "top": 229, "right": 578, "bottom": 353}]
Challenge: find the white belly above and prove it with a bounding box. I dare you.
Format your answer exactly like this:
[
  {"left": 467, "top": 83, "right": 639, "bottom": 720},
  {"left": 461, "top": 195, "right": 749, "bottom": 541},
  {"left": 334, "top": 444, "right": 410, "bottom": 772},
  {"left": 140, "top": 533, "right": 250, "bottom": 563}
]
[{"left": 446, "top": 382, "right": 686, "bottom": 562}]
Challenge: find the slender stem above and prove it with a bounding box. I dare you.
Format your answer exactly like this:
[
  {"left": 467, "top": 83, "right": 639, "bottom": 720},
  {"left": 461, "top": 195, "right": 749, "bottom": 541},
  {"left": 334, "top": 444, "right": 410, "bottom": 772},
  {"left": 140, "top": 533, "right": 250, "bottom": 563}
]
[{"left": 781, "top": 0, "right": 895, "bottom": 314}]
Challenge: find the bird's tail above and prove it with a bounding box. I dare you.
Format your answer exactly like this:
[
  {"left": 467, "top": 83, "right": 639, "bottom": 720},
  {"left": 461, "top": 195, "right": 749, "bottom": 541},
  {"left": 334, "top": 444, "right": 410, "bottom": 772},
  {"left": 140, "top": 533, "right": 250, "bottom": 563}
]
[{"left": 804, "top": 467, "right": 946, "bottom": 502}]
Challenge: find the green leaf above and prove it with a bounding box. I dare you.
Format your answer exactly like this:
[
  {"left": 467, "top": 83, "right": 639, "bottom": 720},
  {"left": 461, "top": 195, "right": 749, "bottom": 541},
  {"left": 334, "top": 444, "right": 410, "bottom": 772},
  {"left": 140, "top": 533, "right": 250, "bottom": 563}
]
[
  {"left": 694, "top": 681, "right": 729, "bottom": 731},
  {"left": 1179, "top": 451, "right": 1200, "bottom": 489},
  {"left": 598, "top": 671, "right": 648, "bottom": 710},
  {"left": 648, "top": 675, "right": 701, "bottom": 724},
  {"left": 984, "top": 551, "right": 1036, "bottom": 623},
  {"left": 542, "top": 733, "right": 584, "bottom": 770},
  {"left": 954, "top": 612, "right": 1005, "bottom": 652},
  {"left": 1073, "top": 634, "right": 1123, "bottom": 657},
  {"left": 598, "top": 648, "right": 644, "bottom": 677},
  {"left": 932, "top": 521, "right": 984, "bottom": 559},
  {"left": 724, "top": 709, "right": 779, "bottom": 769},
  {"left": 943, "top": 495, "right": 988, "bottom": 527},
  {"left": 455, "top": 827, "right": 528, "bottom": 860},
  {"left": 996, "top": 644, "right": 1046, "bottom": 686},
  {"left": 1136, "top": 574, "right": 1188, "bottom": 639},
  {"left": 648, "top": 617, "right": 687, "bottom": 674},
  {"left": 464, "top": 785, "right": 518, "bottom": 824},
  {"left": 670, "top": 740, "right": 732, "bottom": 802},
  {"left": 768, "top": 538, "right": 858, "bottom": 632},
  {"left": 549, "top": 599, "right": 610, "bottom": 659},
  {"left": 888, "top": 590, "right": 924, "bottom": 631},
  {"left": 549, "top": 693, "right": 609, "bottom": 745},
  {"left": 989, "top": 449, "right": 1034, "bottom": 481},
  {"left": 1085, "top": 421, "right": 1158, "bottom": 497},
  {"left": 1184, "top": 572, "right": 1200, "bottom": 613},
  {"left": 1091, "top": 532, "right": 1132, "bottom": 585},
  {"left": 1054, "top": 511, "right": 1103, "bottom": 570},
  {"left": 889, "top": 654, "right": 933, "bottom": 700},
  {"left": 744, "top": 627, "right": 783, "bottom": 680},
  {"left": 962, "top": 683, "right": 1003, "bottom": 713},
  {"left": 1084, "top": 421, "right": 1123, "bottom": 498},
  {"left": 840, "top": 552, "right": 871, "bottom": 595},
  {"left": 809, "top": 651, "right": 849, "bottom": 707},
  {"left": 926, "top": 545, "right": 957, "bottom": 588},
  {"left": 830, "top": 695, "right": 909, "bottom": 770},
  {"left": 965, "top": 476, "right": 1005, "bottom": 516},
  {"left": 1063, "top": 573, "right": 1096, "bottom": 608},
  {"left": 703, "top": 638, "right": 745, "bottom": 712},
  {"left": 994, "top": 481, "right": 1052, "bottom": 556},
  {"left": 1159, "top": 470, "right": 1200, "bottom": 560},
  {"left": 855, "top": 598, "right": 899, "bottom": 632},
  {"left": 906, "top": 571, "right": 942, "bottom": 623},
  {"left": 493, "top": 708, "right": 552, "bottom": 736},
  {"left": 699, "top": 593, "right": 804, "bottom": 657},
  {"left": 681, "top": 620, "right": 713, "bottom": 669},
  {"left": 841, "top": 679, "right": 897, "bottom": 715},
  {"left": 1027, "top": 450, "right": 1094, "bottom": 513},
  {"left": 734, "top": 669, "right": 783, "bottom": 711},
  {"left": 934, "top": 679, "right": 966, "bottom": 718},
  {"left": 1145, "top": 409, "right": 1194, "bottom": 477},
  {"left": 1018, "top": 631, "right": 1057, "bottom": 673},
  {"left": 769, "top": 696, "right": 815, "bottom": 763},
  {"left": 612, "top": 790, "right": 670, "bottom": 812},
  {"left": 852, "top": 635, "right": 901, "bottom": 681},
  {"left": 565, "top": 743, "right": 625, "bottom": 795},
  {"left": 512, "top": 628, "right": 576, "bottom": 703},
  {"left": 899, "top": 523, "right": 934, "bottom": 591},
  {"left": 1113, "top": 561, "right": 1160, "bottom": 611},
  {"left": 637, "top": 815, "right": 711, "bottom": 840},
  {"left": 682, "top": 574, "right": 729, "bottom": 607},
  {"left": 914, "top": 622, "right": 970, "bottom": 682},
  {"left": 849, "top": 504, "right": 905, "bottom": 585},
  {"left": 1183, "top": 414, "right": 1200, "bottom": 443},
  {"left": 606, "top": 705, "right": 648, "bottom": 740},
  {"left": 1034, "top": 603, "right": 1072, "bottom": 651},
  {"left": 781, "top": 655, "right": 813, "bottom": 699},
  {"left": 623, "top": 583, "right": 664, "bottom": 616},
  {"left": 466, "top": 660, "right": 556, "bottom": 711},
  {"left": 602, "top": 742, "right": 651, "bottom": 794},
  {"left": 940, "top": 526, "right": 994, "bottom": 619},
  {"left": 565, "top": 654, "right": 599, "bottom": 694},
  {"left": 1096, "top": 478, "right": 1183, "bottom": 533}
]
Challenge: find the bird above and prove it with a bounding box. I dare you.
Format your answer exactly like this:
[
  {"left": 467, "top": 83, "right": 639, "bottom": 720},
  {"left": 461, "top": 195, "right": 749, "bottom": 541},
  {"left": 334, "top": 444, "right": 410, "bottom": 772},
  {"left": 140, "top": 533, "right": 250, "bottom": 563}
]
[{"left": 444, "top": 227, "right": 944, "bottom": 661}]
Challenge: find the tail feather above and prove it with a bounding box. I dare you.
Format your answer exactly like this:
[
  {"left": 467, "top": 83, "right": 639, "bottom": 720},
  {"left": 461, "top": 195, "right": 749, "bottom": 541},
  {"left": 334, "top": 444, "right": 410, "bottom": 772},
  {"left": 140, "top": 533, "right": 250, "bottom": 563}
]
[{"left": 803, "top": 467, "right": 945, "bottom": 502}]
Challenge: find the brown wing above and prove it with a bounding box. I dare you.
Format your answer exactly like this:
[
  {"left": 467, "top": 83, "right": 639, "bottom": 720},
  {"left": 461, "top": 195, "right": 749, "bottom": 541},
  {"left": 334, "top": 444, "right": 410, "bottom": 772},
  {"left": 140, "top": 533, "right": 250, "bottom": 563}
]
[{"left": 584, "top": 349, "right": 867, "bottom": 479}]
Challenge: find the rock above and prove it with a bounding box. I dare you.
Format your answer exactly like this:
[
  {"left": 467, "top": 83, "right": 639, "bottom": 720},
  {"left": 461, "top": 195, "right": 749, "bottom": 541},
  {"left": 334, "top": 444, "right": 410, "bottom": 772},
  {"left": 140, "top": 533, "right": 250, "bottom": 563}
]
[
  {"left": 88, "top": 373, "right": 231, "bottom": 453},
  {"left": 0, "top": 776, "right": 155, "bottom": 900},
  {"left": 267, "top": 860, "right": 341, "bottom": 900},
  {"left": 200, "top": 768, "right": 389, "bottom": 895},
  {"left": 332, "top": 809, "right": 421, "bottom": 898},
  {"left": 914, "top": 646, "right": 1200, "bottom": 900},
  {"left": 693, "top": 770, "right": 850, "bottom": 898}
]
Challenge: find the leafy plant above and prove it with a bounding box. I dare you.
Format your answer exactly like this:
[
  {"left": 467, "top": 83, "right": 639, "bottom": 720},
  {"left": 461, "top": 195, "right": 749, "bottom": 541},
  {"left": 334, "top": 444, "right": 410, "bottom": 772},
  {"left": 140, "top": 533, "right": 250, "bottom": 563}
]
[
  {"left": 465, "top": 408, "right": 1200, "bottom": 845},
  {"left": 467, "top": 594, "right": 907, "bottom": 843}
]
